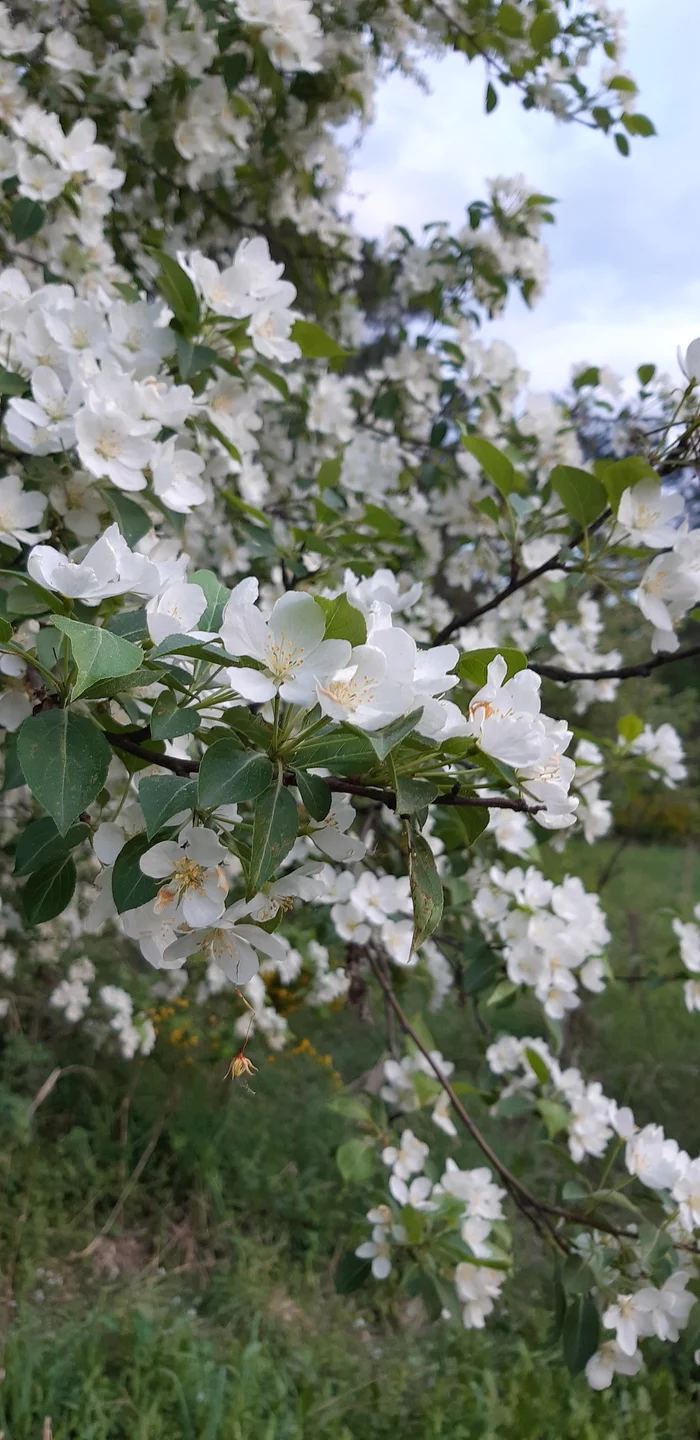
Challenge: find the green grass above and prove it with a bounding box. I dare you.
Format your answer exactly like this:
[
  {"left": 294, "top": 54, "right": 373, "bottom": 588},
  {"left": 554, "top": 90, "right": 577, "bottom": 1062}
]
[
  {"left": 1, "top": 843, "right": 700, "bottom": 1438},
  {"left": 1, "top": 1273, "right": 698, "bottom": 1439}
]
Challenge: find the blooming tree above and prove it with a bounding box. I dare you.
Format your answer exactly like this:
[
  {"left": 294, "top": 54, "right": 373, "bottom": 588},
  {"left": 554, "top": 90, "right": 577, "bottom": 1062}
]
[{"left": 0, "top": 0, "right": 700, "bottom": 1391}]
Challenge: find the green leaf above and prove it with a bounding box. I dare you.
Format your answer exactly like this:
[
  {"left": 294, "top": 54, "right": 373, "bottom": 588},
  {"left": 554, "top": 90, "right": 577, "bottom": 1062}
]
[
  {"left": 476, "top": 496, "right": 501, "bottom": 525},
  {"left": 221, "top": 52, "right": 248, "bottom": 90},
  {"left": 487, "top": 979, "right": 518, "bottom": 1008},
  {"left": 366, "top": 707, "right": 424, "bottom": 763},
  {"left": 114, "top": 282, "right": 141, "bottom": 303},
  {"left": 112, "top": 834, "right": 160, "bottom": 914},
  {"left": 52, "top": 616, "right": 143, "bottom": 700},
  {"left": 14, "top": 817, "right": 88, "bottom": 877},
  {"left": 637, "top": 363, "right": 656, "bottom": 386},
  {"left": 407, "top": 827, "right": 443, "bottom": 952},
  {"left": 497, "top": 3, "right": 523, "bottom": 37},
  {"left": 17, "top": 710, "right": 111, "bottom": 835},
  {"left": 0, "top": 367, "right": 29, "bottom": 397},
  {"left": 11, "top": 197, "right": 44, "bottom": 242},
  {"left": 618, "top": 713, "right": 644, "bottom": 743},
  {"left": 525, "top": 1046, "right": 551, "bottom": 1085},
  {"left": 199, "top": 740, "right": 273, "bottom": 809},
  {"left": 596, "top": 456, "right": 657, "bottom": 513},
  {"left": 2, "top": 732, "right": 24, "bottom": 793},
  {"left": 150, "top": 690, "right": 200, "bottom": 740},
  {"left": 6, "top": 586, "right": 49, "bottom": 619},
  {"left": 317, "top": 456, "right": 342, "bottom": 489},
  {"left": 175, "top": 335, "right": 218, "bottom": 379},
  {"left": 106, "top": 609, "right": 149, "bottom": 643},
  {"left": 563, "top": 1295, "right": 600, "bottom": 1377},
  {"left": 394, "top": 774, "right": 438, "bottom": 816},
  {"left": 291, "top": 728, "right": 376, "bottom": 775},
  {"left": 334, "top": 1251, "right": 371, "bottom": 1294},
  {"left": 485, "top": 81, "right": 498, "bottom": 113},
  {"left": 461, "top": 953, "right": 500, "bottom": 996},
  {"left": 363, "top": 503, "right": 403, "bottom": 540},
  {"left": 456, "top": 647, "right": 527, "bottom": 687},
  {"left": 104, "top": 490, "right": 151, "bottom": 546},
  {"left": 316, "top": 593, "right": 366, "bottom": 646},
  {"left": 23, "top": 855, "right": 76, "bottom": 925},
  {"left": 452, "top": 806, "right": 490, "bottom": 846},
  {"left": 624, "top": 112, "right": 655, "bottom": 137},
  {"left": 154, "top": 252, "right": 200, "bottom": 334},
  {"left": 223, "top": 708, "right": 271, "bottom": 749},
  {"left": 336, "top": 1137, "right": 375, "bottom": 1183},
  {"left": 614, "top": 132, "right": 630, "bottom": 157},
  {"left": 252, "top": 363, "right": 289, "bottom": 401},
  {"left": 0, "top": 569, "right": 69, "bottom": 617},
  {"left": 138, "top": 775, "right": 197, "bottom": 838},
  {"left": 401, "top": 1204, "right": 425, "bottom": 1245},
  {"left": 606, "top": 74, "right": 638, "bottom": 93},
  {"left": 190, "top": 569, "right": 230, "bottom": 631},
  {"left": 537, "top": 1099, "right": 570, "bottom": 1139},
  {"left": 327, "top": 1093, "right": 372, "bottom": 1122},
  {"left": 461, "top": 436, "right": 522, "bottom": 496},
  {"left": 549, "top": 465, "right": 607, "bottom": 528},
  {"left": 78, "top": 665, "right": 163, "bottom": 702},
  {"left": 294, "top": 768, "right": 332, "bottom": 821},
  {"left": 562, "top": 1257, "right": 597, "bottom": 1297},
  {"left": 0, "top": 616, "right": 11, "bottom": 642},
  {"left": 592, "top": 104, "right": 612, "bottom": 131},
  {"left": 149, "top": 635, "right": 228, "bottom": 665},
  {"left": 572, "top": 365, "right": 600, "bottom": 390},
  {"left": 530, "top": 10, "right": 559, "bottom": 46},
  {"left": 292, "top": 319, "right": 346, "bottom": 359},
  {"left": 246, "top": 772, "right": 298, "bottom": 898}
]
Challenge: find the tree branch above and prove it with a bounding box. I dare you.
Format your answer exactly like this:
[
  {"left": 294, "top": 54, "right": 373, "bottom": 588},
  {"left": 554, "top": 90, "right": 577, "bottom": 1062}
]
[
  {"left": 105, "top": 732, "right": 543, "bottom": 813},
  {"left": 364, "top": 945, "right": 687, "bottom": 1251},
  {"left": 364, "top": 944, "right": 570, "bottom": 1252},
  {"left": 529, "top": 644, "right": 700, "bottom": 684},
  {"left": 434, "top": 510, "right": 611, "bottom": 644},
  {"left": 107, "top": 731, "right": 198, "bottom": 775}
]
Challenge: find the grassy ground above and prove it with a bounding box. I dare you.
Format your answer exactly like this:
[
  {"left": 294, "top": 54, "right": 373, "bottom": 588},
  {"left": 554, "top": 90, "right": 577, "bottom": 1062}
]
[{"left": 1, "top": 843, "right": 699, "bottom": 1439}]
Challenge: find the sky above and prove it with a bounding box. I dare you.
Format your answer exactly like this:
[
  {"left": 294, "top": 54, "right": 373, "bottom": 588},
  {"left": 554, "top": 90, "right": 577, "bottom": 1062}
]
[{"left": 345, "top": 0, "right": 700, "bottom": 390}]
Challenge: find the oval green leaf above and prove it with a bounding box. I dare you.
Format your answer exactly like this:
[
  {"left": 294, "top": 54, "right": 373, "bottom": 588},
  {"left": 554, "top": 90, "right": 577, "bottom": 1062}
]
[{"left": 17, "top": 710, "right": 111, "bottom": 836}]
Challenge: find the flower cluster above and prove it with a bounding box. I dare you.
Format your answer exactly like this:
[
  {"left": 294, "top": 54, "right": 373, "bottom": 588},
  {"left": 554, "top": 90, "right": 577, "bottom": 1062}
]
[
  {"left": 673, "top": 904, "right": 700, "bottom": 1014},
  {"left": 357, "top": 1127, "right": 510, "bottom": 1329},
  {"left": 473, "top": 864, "right": 610, "bottom": 1018}
]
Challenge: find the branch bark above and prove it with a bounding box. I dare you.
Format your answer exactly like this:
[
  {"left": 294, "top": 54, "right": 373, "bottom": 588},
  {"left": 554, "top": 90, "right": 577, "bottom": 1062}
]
[
  {"left": 106, "top": 732, "right": 543, "bottom": 814},
  {"left": 364, "top": 946, "right": 684, "bottom": 1251},
  {"left": 433, "top": 510, "right": 611, "bottom": 644},
  {"left": 529, "top": 644, "right": 700, "bottom": 683}
]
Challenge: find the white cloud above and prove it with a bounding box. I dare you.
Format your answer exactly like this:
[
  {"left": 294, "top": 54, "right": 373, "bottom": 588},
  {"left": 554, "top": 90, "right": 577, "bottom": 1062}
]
[{"left": 346, "top": 0, "right": 700, "bottom": 388}]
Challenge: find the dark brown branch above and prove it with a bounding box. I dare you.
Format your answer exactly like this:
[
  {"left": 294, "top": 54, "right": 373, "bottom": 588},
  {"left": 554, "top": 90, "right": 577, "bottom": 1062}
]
[
  {"left": 530, "top": 644, "right": 700, "bottom": 684},
  {"left": 107, "top": 732, "right": 198, "bottom": 775},
  {"left": 434, "top": 510, "right": 611, "bottom": 645},
  {"left": 365, "top": 946, "right": 570, "bottom": 1253},
  {"left": 105, "top": 732, "right": 543, "bottom": 813},
  {"left": 321, "top": 775, "right": 542, "bottom": 813},
  {"left": 364, "top": 947, "right": 684, "bottom": 1250}
]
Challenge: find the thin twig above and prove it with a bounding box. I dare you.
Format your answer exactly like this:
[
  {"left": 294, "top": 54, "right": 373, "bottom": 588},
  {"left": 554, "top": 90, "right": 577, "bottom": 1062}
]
[
  {"left": 434, "top": 510, "right": 611, "bottom": 644},
  {"left": 364, "top": 946, "right": 570, "bottom": 1253},
  {"left": 27, "top": 1065, "right": 97, "bottom": 1116},
  {"left": 530, "top": 644, "right": 700, "bottom": 684}
]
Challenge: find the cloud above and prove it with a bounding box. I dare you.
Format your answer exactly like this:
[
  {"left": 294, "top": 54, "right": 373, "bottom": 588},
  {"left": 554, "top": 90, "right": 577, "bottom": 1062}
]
[{"left": 345, "top": 0, "right": 700, "bottom": 389}]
